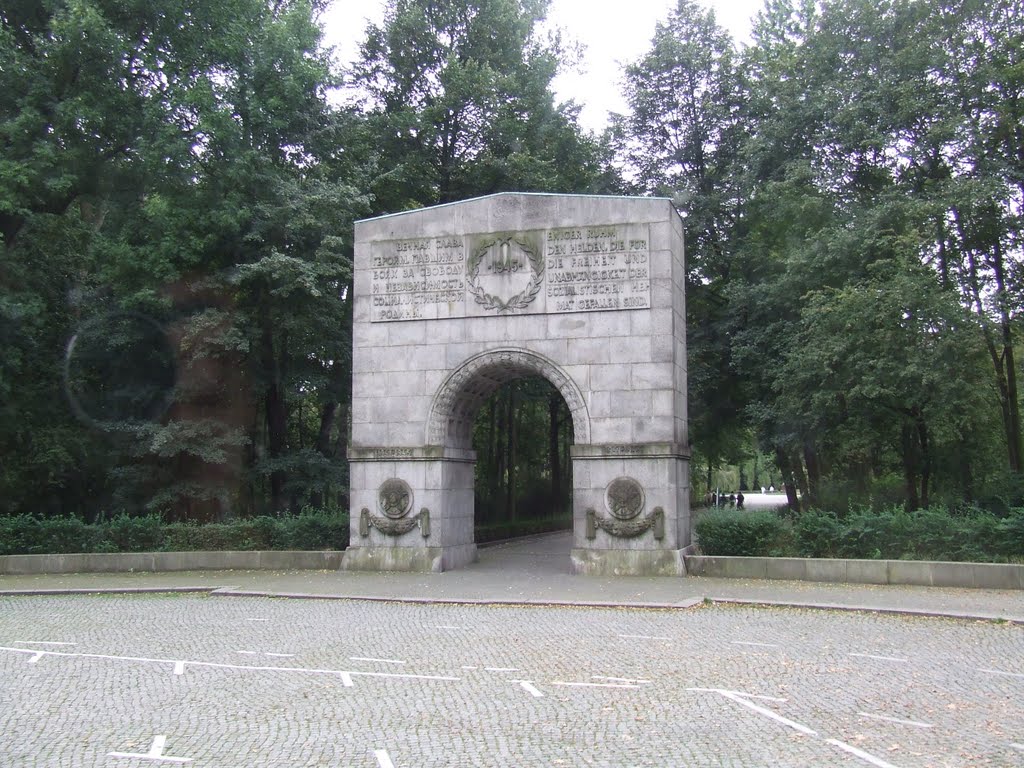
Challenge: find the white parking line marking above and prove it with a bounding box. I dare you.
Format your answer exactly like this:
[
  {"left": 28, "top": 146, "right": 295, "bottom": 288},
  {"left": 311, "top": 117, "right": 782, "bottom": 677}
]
[
  {"left": 246, "top": 618, "right": 268, "bottom": 622},
  {"left": 352, "top": 670, "right": 459, "bottom": 682},
  {"left": 1010, "top": 743, "right": 1024, "bottom": 751},
  {"left": 433, "top": 625, "right": 465, "bottom": 630},
  {"left": 236, "top": 651, "right": 293, "bottom": 658},
  {"left": 686, "top": 687, "right": 787, "bottom": 703},
  {"left": 849, "top": 653, "right": 908, "bottom": 663},
  {"left": 350, "top": 656, "right": 406, "bottom": 665},
  {"left": 109, "top": 734, "right": 192, "bottom": 763},
  {"left": 339, "top": 672, "right": 354, "bottom": 687},
  {"left": 27, "top": 652, "right": 44, "bottom": 664},
  {"left": 618, "top": 633, "right": 670, "bottom": 641},
  {"left": 173, "top": 661, "right": 185, "bottom": 675},
  {"left": 461, "top": 665, "right": 478, "bottom": 670},
  {"left": 13, "top": 641, "right": 76, "bottom": 646},
  {"left": 826, "top": 738, "right": 901, "bottom": 768},
  {"left": 514, "top": 680, "right": 544, "bottom": 698},
  {"left": 374, "top": 749, "right": 397, "bottom": 768},
  {"left": 718, "top": 690, "right": 817, "bottom": 736},
  {"left": 981, "top": 668, "right": 1024, "bottom": 679},
  {"left": 592, "top": 676, "right": 651, "bottom": 684},
  {"left": 0, "top": 646, "right": 457, "bottom": 684},
  {"left": 731, "top": 641, "right": 778, "bottom": 648},
  {"left": 858, "top": 712, "right": 933, "bottom": 728},
  {"left": 552, "top": 681, "right": 641, "bottom": 689},
  {"left": 484, "top": 667, "right": 518, "bottom": 672}
]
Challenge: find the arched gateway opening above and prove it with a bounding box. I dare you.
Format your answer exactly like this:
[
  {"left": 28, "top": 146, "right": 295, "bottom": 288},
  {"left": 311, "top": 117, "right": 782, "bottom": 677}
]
[
  {"left": 343, "top": 193, "right": 691, "bottom": 575},
  {"left": 430, "top": 350, "right": 583, "bottom": 548}
]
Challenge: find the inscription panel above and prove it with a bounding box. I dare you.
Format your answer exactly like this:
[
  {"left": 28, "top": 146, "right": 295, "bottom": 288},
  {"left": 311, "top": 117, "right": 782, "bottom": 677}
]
[
  {"left": 370, "top": 237, "right": 468, "bottom": 321},
  {"left": 369, "top": 224, "right": 650, "bottom": 322}
]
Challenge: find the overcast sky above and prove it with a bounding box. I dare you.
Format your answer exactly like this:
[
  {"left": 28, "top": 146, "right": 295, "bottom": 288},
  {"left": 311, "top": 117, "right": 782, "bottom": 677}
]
[{"left": 321, "top": 0, "right": 763, "bottom": 133}]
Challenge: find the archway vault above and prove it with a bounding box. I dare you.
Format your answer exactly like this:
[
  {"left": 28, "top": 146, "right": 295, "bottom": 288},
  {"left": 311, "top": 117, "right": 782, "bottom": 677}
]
[{"left": 426, "top": 347, "right": 590, "bottom": 450}]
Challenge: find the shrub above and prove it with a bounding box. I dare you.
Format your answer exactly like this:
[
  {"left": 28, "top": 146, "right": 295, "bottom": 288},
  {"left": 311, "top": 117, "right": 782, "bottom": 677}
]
[
  {"left": 8, "top": 516, "right": 109, "bottom": 555},
  {"left": 793, "top": 510, "right": 844, "bottom": 558},
  {"left": 276, "top": 510, "right": 349, "bottom": 551},
  {"left": 793, "top": 505, "right": 1019, "bottom": 562},
  {"left": 695, "top": 510, "right": 786, "bottom": 556},
  {"left": 996, "top": 508, "right": 1024, "bottom": 558},
  {"left": 106, "top": 515, "right": 164, "bottom": 552},
  {"left": 0, "top": 509, "right": 349, "bottom": 555}
]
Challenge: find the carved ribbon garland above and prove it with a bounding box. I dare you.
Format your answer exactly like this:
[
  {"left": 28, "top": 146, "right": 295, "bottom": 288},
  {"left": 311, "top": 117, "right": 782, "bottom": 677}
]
[
  {"left": 586, "top": 507, "right": 664, "bottom": 541},
  {"left": 360, "top": 508, "right": 431, "bottom": 538}
]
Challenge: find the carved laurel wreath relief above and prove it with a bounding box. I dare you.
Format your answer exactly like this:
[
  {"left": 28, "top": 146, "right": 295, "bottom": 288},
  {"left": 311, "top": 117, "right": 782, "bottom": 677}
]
[{"left": 466, "top": 235, "right": 544, "bottom": 313}]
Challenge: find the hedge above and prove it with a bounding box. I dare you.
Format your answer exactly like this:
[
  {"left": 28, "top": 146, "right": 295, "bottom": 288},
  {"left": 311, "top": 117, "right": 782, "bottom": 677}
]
[
  {"left": 0, "top": 510, "right": 349, "bottom": 556},
  {"left": 692, "top": 510, "right": 788, "bottom": 557},
  {"left": 695, "top": 505, "right": 1024, "bottom": 562}
]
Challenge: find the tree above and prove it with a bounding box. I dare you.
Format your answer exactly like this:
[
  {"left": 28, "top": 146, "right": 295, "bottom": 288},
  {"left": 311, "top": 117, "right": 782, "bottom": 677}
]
[
  {"left": 0, "top": 0, "right": 368, "bottom": 519},
  {"left": 777, "top": 261, "right": 988, "bottom": 509},
  {"left": 350, "top": 0, "right": 609, "bottom": 210},
  {"left": 613, "top": 0, "right": 749, "bottom": 476}
]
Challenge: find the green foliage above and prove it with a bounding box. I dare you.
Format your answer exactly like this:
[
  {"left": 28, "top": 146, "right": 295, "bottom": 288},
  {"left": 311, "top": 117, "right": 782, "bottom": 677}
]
[
  {"left": 0, "top": 0, "right": 363, "bottom": 520},
  {"left": 793, "top": 506, "right": 1023, "bottom": 562},
  {"left": 695, "top": 510, "right": 787, "bottom": 557},
  {"left": 695, "top": 504, "right": 1024, "bottom": 562},
  {"left": 351, "top": 0, "right": 610, "bottom": 208},
  {"left": 0, "top": 516, "right": 108, "bottom": 555},
  {"left": 0, "top": 510, "right": 348, "bottom": 555}
]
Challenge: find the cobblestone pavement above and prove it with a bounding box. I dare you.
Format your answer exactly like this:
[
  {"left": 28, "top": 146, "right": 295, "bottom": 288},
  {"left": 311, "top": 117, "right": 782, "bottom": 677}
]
[{"left": 1, "top": 594, "right": 1022, "bottom": 767}]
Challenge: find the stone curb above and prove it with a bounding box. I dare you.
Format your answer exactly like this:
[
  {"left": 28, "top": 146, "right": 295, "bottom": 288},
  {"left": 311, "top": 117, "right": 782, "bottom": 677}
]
[
  {"left": 685, "top": 555, "right": 1024, "bottom": 590},
  {"left": 706, "top": 597, "right": 1023, "bottom": 625},
  {"left": 209, "top": 588, "right": 705, "bottom": 611},
  {"left": 0, "top": 586, "right": 1019, "bottom": 624},
  {"left": 0, "top": 550, "right": 344, "bottom": 575}
]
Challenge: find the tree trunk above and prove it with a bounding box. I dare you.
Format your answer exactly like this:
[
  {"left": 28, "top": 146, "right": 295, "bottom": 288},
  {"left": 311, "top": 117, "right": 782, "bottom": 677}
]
[
  {"left": 487, "top": 397, "right": 498, "bottom": 496},
  {"left": 802, "top": 440, "right": 821, "bottom": 508},
  {"left": 549, "top": 394, "right": 560, "bottom": 513},
  {"left": 774, "top": 446, "right": 801, "bottom": 514},
  {"left": 315, "top": 402, "right": 337, "bottom": 456},
  {"left": 505, "top": 386, "right": 516, "bottom": 520},
  {"left": 901, "top": 422, "right": 920, "bottom": 511},
  {"left": 259, "top": 301, "right": 288, "bottom": 513},
  {"left": 917, "top": 415, "right": 930, "bottom": 509},
  {"left": 992, "top": 240, "right": 1022, "bottom": 472},
  {"left": 955, "top": 209, "right": 1022, "bottom": 472},
  {"left": 792, "top": 450, "right": 810, "bottom": 510}
]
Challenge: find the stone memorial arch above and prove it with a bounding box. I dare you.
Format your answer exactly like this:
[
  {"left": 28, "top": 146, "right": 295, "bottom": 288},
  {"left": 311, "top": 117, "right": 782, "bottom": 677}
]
[{"left": 342, "top": 193, "right": 690, "bottom": 575}]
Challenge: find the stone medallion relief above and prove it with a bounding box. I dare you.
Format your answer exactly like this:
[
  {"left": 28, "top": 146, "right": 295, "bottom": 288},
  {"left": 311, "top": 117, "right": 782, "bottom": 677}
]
[
  {"left": 359, "top": 478, "right": 430, "bottom": 538},
  {"left": 586, "top": 476, "right": 665, "bottom": 541}
]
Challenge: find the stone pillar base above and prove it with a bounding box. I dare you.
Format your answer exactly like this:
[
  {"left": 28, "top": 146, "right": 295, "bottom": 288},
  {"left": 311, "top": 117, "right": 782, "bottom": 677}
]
[
  {"left": 570, "top": 547, "right": 686, "bottom": 577},
  {"left": 340, "top": 544, "right": 478, "bottom": 573}
]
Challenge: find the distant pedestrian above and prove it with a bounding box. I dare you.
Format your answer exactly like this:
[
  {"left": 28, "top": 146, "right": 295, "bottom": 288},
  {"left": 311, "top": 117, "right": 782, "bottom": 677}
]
[{"left": 737, "top": 491, "right": 745, "bottom": 509}]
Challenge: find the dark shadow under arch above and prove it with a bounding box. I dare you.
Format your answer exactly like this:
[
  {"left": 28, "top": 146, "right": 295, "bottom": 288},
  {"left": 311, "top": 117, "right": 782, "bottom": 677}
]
[{"left": 425, "top": 348, "right": 591, "bottom": 450}]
